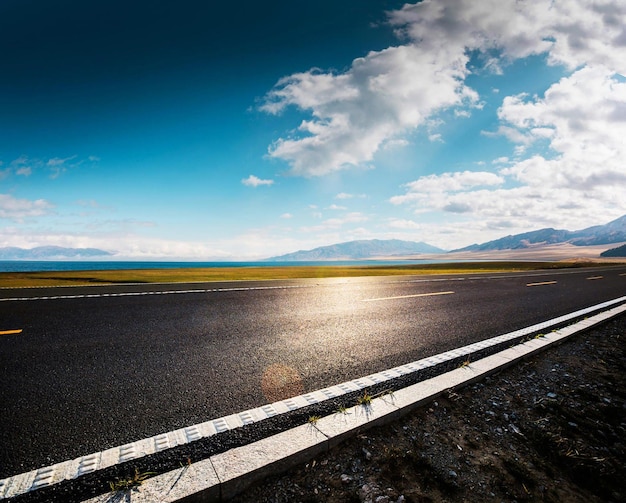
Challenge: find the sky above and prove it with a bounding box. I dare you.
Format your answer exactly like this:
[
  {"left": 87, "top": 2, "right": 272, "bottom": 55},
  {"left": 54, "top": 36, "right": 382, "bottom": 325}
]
[{"left": 1, "top": 0, "right": 625, "bottom": 259}]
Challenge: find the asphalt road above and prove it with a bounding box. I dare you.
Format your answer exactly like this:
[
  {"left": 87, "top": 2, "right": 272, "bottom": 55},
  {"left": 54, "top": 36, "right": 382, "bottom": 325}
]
[{"left": 1, "top": 265, "right": 625, "bottom": 477}]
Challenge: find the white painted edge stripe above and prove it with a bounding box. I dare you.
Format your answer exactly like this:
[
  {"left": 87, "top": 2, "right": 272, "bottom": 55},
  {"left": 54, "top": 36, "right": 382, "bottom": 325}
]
[
  {"left": 1, "top": 295, "right": 625, "bottom": 500},
  {"left": 80, "top": 300, "right": 626, "bottom": 503}
]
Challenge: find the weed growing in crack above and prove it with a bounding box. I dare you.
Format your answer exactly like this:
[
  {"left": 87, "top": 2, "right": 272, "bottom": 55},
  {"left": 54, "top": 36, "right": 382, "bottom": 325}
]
[
  {"left": 335, "top": 404, "right": 348, "bottom": 415},
  {"left": 108, "top": 468, "right": 155, "bottom": 492},
  {"left": 357, "top": 392, "right": 373, "bottom": 406}
]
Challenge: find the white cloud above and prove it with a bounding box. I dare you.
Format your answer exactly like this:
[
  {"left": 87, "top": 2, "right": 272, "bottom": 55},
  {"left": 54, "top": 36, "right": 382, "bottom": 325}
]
[
  {"left": 262, "top": 43, "right": 478, "bottom": 176},
  {"left": 327, "top": 204, "right": 347, "bottom": 210},
  {"left": 382, "top": 138, "right": 410, "bottom": 150},
  {"left": 0, "top": 194, "right": 53, "bottom": 220},
  {"left": 47, "top": 156, "right": 76, "bottom": 167},
  {"left": 261, "top": 0, "right": 625, "bottom": 178},
  {"left": 498, "top": 67, "right": 626, "bottom": 191},
  {"left": 241, "top": 174, "right": 274, "bottom": 187},
  {"left": 388, "top": 218, "right": 422, "bottom": 230},
  {"left": 390, "top": 171, "right": 504, "bottom": 205},
  {"left": 335, "top": 192, "right": 366, "bottom": 200},
  {"left": 390, "top": 67, "right": 626, "bottom": 237},
  {"left": 280, "top": 213, "right": 293, "bottom": 219},
  {"left": 301, "top": 212, "right": 368, "bottom": 233},
  {"left": 3, "top": 154, "right": 96, "bottom": 179},
  {"left": 428, "top": 133, "right": 443, "bottom": 143}
]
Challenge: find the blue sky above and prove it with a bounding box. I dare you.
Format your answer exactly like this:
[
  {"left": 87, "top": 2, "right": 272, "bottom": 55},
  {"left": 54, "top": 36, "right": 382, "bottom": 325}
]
[{"left": 1, "top": 0, "right": 625, "bottom": 259}]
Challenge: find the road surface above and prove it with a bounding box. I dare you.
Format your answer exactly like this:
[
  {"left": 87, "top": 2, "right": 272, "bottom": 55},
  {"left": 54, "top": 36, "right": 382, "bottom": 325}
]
[{"left": 1, "top": 265, "right": 625, "bottom": 477}]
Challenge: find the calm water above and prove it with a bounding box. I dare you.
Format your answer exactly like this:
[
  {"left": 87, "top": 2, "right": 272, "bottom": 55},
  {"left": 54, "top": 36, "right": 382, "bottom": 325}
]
[{"left": 0, "top": 260, "right": 439, "bottom": 273}]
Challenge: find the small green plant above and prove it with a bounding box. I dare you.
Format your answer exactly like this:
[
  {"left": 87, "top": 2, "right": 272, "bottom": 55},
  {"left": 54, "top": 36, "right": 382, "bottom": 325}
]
[
  {"left": 357, "top": 392, "right": 373, "bottom": 405},
  {"left": 534, "top": 333, "right": 546, "bottom": 339},
  {"left": 109, "top": 468, "right": 154, "bottom": 492},
  {"left": 308, "top": 415, "right": 321, "bottom": 424},
  {"left": 459, "top": 358, "right": 471, "bottom": 368},
  {"left": 335, "top": 404, "right": 348, "bottom": 415}
]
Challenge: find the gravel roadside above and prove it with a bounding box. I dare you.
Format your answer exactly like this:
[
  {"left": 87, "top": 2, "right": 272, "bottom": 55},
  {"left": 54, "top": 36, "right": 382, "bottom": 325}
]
[{"left": 236, "top": 315, "right": 626, "bottom": 503}]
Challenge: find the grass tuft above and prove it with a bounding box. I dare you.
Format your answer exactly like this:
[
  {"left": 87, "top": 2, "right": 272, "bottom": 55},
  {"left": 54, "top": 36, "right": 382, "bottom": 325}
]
[{"left": 108, "top": 468, "right": 155, "bottom": 492}]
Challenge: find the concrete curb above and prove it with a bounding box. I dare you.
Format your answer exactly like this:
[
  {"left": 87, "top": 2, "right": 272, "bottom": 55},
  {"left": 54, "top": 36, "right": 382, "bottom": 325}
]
[
  {"left": 1, "top": 297, "right": 625, "bottom": 502},
  {"left": 79, "top": 300, "right": 626, "bottom": 503}
]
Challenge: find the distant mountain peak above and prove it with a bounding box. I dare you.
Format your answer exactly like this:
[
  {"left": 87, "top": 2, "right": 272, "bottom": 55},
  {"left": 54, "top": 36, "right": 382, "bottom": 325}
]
[
  {"left": 0, "top": 246, "right": 113, "bottom": 260},
  {"left": 453, "top": 215, "right": 626, "bottom": 252},
  {"left": 266, "top": 239, "right": 445, "bottom": 261}
]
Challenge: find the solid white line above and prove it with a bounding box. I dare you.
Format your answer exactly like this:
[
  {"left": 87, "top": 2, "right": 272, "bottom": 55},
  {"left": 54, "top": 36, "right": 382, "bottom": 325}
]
[
  {"left": 362, "top": 291, "right": 455, "bottom": 302},
  {"left": 4, "top": 296, "right": 626, "bottom": 501},
  {"left": 526, "top": 281, "right": 557, "bottom": 287}
]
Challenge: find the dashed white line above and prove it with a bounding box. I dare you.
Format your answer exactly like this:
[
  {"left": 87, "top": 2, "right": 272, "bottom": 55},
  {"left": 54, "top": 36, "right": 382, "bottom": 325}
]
[
  {"left": 0, "top": 285, "right": 307, "bottom": 302},
  {"left": 362, "top": 291, "right": 455, "bottom": 302},
  {"left": 527, "top": 281, "right": 557, "bottom": 287},
  {"left": 587, "top": 276, "right": 604, "bottom": 280}
]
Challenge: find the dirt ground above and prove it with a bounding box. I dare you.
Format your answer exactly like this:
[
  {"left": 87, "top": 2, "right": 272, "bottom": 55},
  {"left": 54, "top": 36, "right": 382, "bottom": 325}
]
[{"left": 237, "top": 315, "right": 626, "bottom": 503}]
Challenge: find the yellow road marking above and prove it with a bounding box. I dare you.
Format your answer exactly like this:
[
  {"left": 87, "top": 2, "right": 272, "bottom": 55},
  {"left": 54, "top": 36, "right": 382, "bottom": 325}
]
[
  {"left": 362, "top": 291, "right": 455, "bottom": 302},
  {"left": 0, "top": 329, "right": 23, "bottom": 335},
  {"left": 527, "top": 281, "right": 557, "bottom": 287},
  {"left": 587, "top": 276, "right": 604, "bottom": 280}
]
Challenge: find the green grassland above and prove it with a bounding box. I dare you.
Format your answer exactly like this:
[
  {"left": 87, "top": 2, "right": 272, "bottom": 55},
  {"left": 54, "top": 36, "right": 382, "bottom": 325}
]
[{"left": 0, "top": 261, "right": 605, "bottom": 288}]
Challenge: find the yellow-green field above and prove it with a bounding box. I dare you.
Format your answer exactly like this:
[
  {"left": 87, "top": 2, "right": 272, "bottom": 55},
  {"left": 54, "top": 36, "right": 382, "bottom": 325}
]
[{"left": 0, "top": 261, "right": 606, "bottom": 288}]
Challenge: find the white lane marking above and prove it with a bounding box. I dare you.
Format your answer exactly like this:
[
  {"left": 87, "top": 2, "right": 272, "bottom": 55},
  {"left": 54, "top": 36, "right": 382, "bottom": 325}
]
[
  {"left": 587, "top": 276, "right": 604, "bottom": 280},
  {"left": 3, "top": 296, "right": 625, "bottom": 500},
  {"left": 362, "top": 291, "right": 455, "bottom": 302},
  {"left": 0, "top": 284, "right": 307, "bottom": 302},
  {"left": 527, "top": 281, "right": 557, "bottom": 287}
]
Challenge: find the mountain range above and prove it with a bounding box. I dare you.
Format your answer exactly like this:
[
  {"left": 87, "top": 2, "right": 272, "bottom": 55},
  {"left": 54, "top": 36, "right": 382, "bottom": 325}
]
[
  {"left": 454, "top": 214, "right": 626, "bottom": 252},
  {"left": 2, "top": 215, "right": 625, "bottom": 261},
  {"left": 267, "top": 214, "right": 626, "bottom": 260},
  {"left": 266, "top": 239, "right": 444, "bottom": 261},
  {"left": 0, "top": 246, "right": 113, "bottom": 260}
]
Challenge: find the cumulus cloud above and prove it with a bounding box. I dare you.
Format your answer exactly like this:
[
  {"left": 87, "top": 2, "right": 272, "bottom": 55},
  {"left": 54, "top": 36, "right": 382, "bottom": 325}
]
[
  {"left": 262, "top": 44, "right": 478, "bottom": 176},
  {"left": 261, "top": 0, "right": 625, "bottom": 177},
  {"left": 0, "top": 194, "right": 53, "bottom": 220},
  {"left": 241, "top": 174, "right": 274, "bottom": 187},
  {"left": 498, "top": 66, "right": 626, "bottom": 191},
  {"left": 390, "top": 171, "right": 504, "bottom": 205}
]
